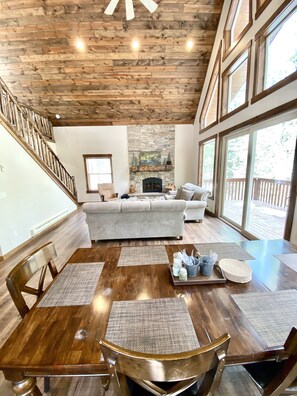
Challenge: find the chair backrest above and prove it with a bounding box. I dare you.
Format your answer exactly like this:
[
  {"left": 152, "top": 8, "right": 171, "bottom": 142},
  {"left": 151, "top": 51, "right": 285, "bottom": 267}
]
[
  {"left": 264, "top": 327, "right": 297, "bottom": 396},
  {"left": 98, "top": 183, "right": 115, "bottom": 200},
  {"left": 6, "top": 242, "right": 58, "bottom": 318},
  {"left": 100, "top": 333, "right": 231, "bottom": 396}
]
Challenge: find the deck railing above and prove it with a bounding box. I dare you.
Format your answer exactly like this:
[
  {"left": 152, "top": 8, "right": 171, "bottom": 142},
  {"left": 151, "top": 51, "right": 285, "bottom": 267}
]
[
  {"left": 0, "top": 79, "right": 76, "bottom": 200},
  {"left": 224, "top": 177, "right": 291, "bottom": 209}
]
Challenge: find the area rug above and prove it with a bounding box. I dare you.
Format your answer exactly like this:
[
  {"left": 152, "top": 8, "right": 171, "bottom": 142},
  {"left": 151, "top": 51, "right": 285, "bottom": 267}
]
[
  {"left": 231, "top": 289, "right": 297, "bottom": 347},
  {"left": 194, "top": 242, "right": 254, "bottom": 261},
  {"left": 118, "top": 245, "right": 169, "bottom": 266},
  {"left": 37, "top": 262, "right": 104, "bottom": 307},
  {"left": 274, "top": 254, "right": 297, "bottom": 272},
  {"left": 104, "top": 297, "right": 199, "bottom": 354}
]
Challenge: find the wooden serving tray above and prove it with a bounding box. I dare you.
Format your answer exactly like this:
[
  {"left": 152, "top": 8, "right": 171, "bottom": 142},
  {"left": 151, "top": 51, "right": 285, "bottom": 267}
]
[{"left": 169, "top": 264, "right": 226, "bottom": 285}]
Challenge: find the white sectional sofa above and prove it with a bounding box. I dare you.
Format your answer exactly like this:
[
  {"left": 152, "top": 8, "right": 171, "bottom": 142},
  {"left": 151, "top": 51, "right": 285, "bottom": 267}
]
[
  {"left": 166, "top": 183, "right": 211, "bottom": 222},
  {"left": 82, "top": 199, "right": 186, "bottom": 241}
]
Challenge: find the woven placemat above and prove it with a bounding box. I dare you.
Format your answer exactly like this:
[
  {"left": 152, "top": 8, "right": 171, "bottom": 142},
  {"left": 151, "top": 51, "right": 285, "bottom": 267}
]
[
  {"left": 274, "top": 254, "right": 297, "bottom": 272},
  {"left": 118, "top": 246, "right": 169, "bottom": 267},
  {"left": 104, "top": 298, "right": 200, "bottom": 354},
  {"left": 231, "top": 289, "right": 297, "bottom": 347},
  {"left": 37, "top": 262, "right": 104, "bottom": 307},
  {"left": 194, "top": 242, "right": 254, "bottom": 261}
]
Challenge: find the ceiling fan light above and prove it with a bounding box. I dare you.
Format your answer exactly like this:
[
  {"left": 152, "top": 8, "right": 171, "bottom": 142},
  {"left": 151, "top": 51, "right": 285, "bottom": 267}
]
[
  {"left": 104, "top": 0, "right": 120, "bottom": 15},
  {"left": 139, "top": 0, "right": 158, "bottom": 13},
  {"left": 125, "top": 0, "right": 135, "bottom": 20}
]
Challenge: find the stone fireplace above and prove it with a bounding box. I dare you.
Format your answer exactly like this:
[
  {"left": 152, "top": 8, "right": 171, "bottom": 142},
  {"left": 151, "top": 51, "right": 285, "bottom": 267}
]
[
  {"left": 142, "top": 177, "right": 162, "bottom": 193},
  {"left": 127, "top": 125, "right": 175, "bottom": 193}
]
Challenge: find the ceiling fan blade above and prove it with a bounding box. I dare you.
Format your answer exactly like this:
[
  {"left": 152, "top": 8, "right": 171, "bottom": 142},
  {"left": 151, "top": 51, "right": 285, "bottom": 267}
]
[
  {"left": 104, "top": 0, "right": 120, "bottom": 15},
  {"left": 139, "top": 0, "right": 158, "bottom": 13},
  {"left": 125, "top": 0, "right": 135, "bottom": 20}
]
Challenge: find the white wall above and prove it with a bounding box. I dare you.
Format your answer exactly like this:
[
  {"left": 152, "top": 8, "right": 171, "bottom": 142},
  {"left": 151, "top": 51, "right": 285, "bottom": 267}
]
[
  {"left": 175, "top": 125, "right": 196, "bottom": 187},
  {"left": 0, "top": 125, "right": 77, "bottom": 255},
  {"left": 54, "top": 126, "right": 130, "bottom": 202},
  {"left": 54, "top": 124, "right": 195, "bottom": 202}
]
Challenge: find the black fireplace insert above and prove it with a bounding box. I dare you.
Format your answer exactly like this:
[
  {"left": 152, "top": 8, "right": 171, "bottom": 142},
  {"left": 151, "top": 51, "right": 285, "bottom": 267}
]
[{"left": 142, "top": 177, "right": 162, "bottom": 193}]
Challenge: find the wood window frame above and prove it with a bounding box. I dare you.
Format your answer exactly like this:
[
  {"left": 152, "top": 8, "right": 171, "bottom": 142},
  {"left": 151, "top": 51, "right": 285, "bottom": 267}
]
[
  {"left": 198, "top": 136, "right": 217, "bottom": 200},
  {"left": 199, "top": 46, "right": 221, "bottom": 134},
  {"left": 221, "top": 41, "right": 252, "bottom": 122},
  {"left": 223, "top": 0, "right": 252, "bottom": 59},
  {"left": 83, "top": 154, "right": 113, "bottom": 193},
  {"left": 252, "top": 1, "right": 297, "bottom": 104},
  {"left": 255, "top": 0, "right": 273, "bottom": 19}
]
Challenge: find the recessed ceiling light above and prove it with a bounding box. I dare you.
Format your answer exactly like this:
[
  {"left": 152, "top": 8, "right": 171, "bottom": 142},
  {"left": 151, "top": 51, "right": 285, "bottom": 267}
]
[
  {"left": 186, "top": 39, "right": 194, "bottom": 51},
  {"left": 131, "top": 38, "right": 140, "bottom": 51},
  {"left": 75, "top": 38, "right": 85, "bottom": 52},
  {"left": 55, "top": 114, "right": 61, "bottom": 119}
]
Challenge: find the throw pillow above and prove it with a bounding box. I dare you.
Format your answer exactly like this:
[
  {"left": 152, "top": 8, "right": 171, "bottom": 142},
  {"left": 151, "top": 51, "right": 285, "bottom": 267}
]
[
  {"left": 179, "top": 188, "right": 194, "bottom": 201},
  {"left": 175, "top": 187, "right": 183, "bottom": 200},
  {"left": 192, "top": 187, "right": 210, "bottom": 201}
]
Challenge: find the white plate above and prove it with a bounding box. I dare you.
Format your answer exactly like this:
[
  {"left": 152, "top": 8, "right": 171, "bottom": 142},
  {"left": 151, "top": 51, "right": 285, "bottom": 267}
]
[{"left": 218, "top": 259, "right": 252, "bottom": 283}]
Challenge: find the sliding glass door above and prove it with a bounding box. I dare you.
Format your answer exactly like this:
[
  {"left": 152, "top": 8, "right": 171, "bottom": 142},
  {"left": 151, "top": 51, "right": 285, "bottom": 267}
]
[
  {"left": 221, "top": 133, "right": 249, "bottom": 227},
  {"left": 220, "top": 115, "right": 297, "bottom": 239},
  {"left": 245, "top": 119, "right": 297, "bottom": 239}
]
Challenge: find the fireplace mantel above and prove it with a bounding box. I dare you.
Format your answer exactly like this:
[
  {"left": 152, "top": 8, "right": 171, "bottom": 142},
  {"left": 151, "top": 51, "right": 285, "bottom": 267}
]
[{"left": 130, "top": 165, "right": 173, "bottom": 172}]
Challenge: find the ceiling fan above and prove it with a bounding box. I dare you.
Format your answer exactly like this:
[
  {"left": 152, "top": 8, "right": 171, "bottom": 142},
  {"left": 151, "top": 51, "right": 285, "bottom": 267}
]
[{"left": 104, "top": 0, "right": 158, "bottom": 20}]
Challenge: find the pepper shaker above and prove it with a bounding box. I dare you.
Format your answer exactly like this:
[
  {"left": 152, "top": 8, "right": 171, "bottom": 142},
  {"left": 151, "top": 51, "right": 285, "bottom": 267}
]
[{"left": 179, "top": 267, "right": 187, "bottom": 281}]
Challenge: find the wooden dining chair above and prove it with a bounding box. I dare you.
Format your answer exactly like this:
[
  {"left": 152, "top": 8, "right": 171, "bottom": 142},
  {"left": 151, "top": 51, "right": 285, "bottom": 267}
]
[
  {"left": 100, "top": 332, "right": 231, "bottom": 396},
  {"left": 243, "top": 327, "right": 297, "bottom": 396},
  {"left": 6, "top": 241, "right": 58, "bottom": 393}
]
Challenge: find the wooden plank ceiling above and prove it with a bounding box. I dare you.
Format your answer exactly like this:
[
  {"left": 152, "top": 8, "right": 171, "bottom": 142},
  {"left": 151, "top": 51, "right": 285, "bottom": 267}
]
[{"left": 0, "top": 0, "right": 223, "bottom": 126}]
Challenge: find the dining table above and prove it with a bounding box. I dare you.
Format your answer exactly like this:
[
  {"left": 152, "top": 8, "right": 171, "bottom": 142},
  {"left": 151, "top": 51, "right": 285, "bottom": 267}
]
[{"left": 1, "top": 239, "right": 297, "bottom": 395}]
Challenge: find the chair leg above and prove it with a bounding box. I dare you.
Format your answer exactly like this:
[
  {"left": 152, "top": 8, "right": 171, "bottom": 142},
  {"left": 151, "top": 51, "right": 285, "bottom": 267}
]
[
  {"left": 44, "top": 377, "right": 50, "bottom": 393},
  {"left": 101, "top": 376, "right": 111, "bottom": 391}
]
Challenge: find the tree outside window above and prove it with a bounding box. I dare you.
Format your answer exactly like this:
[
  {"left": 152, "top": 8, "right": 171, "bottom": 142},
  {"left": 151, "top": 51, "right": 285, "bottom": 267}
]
[
  {"left": 201, "top": 139, "right": 216, "bottom": 197},
  {"left": 264, "top": 9, "right": 297, "bottom": 89}
]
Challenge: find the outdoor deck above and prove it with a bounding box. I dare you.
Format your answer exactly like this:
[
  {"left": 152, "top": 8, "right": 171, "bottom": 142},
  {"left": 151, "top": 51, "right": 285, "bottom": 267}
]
[{"left": 223, "top": 200, "right": 287, "bottom": 240}]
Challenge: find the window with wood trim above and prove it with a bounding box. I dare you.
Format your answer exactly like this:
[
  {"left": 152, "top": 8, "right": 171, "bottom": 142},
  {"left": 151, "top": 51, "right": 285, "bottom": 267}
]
[
  {"left": 254, "top": 4, "right": 297, "bottom": 99},
  {"left": 199, "top": 138, "right": 216, "bottom": 198},
  {"left": 83, "top": 154, "right": 113, "bottom": 193},
  {"left": 256, "top": 0, "right": 272, "bottom": 19},
  {"left": 222, "top": 47, "right": 250, "bottom": 117},
  {"left": 224, "top": 0, "right": 252, "bottom": 55},
  {"left": 200, "top": 49, "right": 220, "bottom": 131}
]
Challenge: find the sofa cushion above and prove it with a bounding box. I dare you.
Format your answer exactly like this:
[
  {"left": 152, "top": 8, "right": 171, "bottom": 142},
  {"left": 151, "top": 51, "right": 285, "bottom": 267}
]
[
  {"left": 82, "top": 202, "right": 121, "bottom": 213},
  {"left": 182, "top": 183, "right": 198, "bottom": 191},
  {"left": 151, "top": 200, "right": 186, "bottom": 212},
  {"left": 121, "top": 201, "right": 150, "bottom": 212},
  {"left": 185, "top": 200, "right": 206, "bottom": 209}
]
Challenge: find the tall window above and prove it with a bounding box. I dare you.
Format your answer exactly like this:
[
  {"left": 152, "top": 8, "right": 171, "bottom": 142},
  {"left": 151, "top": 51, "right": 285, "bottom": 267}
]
[
  {"left": 224, "top": 0, "right": 251, "bottom": 55},
  {"left": 222, "top": 47, "right": 250, "bottom": 117},
  {"left": 200, "top": 48, "right": 220, "bottom": 132},
  {"left": 83, "top": 154, "right": 113, "bottom": 193},
  {"left": 254, "top": 4, "right": 297, "bottom": 99},
  {"left": 199, "top": 139, "right": 216, "bottom": 197}
]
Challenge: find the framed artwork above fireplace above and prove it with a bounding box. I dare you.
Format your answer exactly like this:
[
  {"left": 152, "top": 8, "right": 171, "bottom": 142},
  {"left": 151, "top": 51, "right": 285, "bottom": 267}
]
[{"left": 139, "top": 151, "right": 161, "bottom": 166}]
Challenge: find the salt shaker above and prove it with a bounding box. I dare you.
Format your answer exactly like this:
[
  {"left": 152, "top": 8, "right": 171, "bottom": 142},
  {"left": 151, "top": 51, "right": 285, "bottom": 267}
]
[
  {"left": 179, "top": 267, "right": 188, "bottom": 281},
  {"left": 173, "top": 252, "right": 182, "bottom": 276}
]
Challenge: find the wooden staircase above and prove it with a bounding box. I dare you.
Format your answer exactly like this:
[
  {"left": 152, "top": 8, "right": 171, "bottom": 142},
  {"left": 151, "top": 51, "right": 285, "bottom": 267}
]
[{"left": 0, "top": 78, "right": 77, "bottom": 202}]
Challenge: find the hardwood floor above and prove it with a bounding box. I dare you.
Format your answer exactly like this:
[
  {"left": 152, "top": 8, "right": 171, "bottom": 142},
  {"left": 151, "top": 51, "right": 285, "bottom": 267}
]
[{"left": 0, "top": 209, "right": 261, "bottom": 395}]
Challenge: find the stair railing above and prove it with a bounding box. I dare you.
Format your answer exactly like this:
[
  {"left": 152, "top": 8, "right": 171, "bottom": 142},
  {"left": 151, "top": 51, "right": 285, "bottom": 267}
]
[
  {"left": 0, "top": 79, "right": 76, "bottom": 200},
  {"left": 18, "top": 104, "right": 54, "bottom": 141}
]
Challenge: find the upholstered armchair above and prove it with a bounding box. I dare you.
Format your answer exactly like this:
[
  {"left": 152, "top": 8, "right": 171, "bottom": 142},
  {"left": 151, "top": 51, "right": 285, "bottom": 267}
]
[{"left": 97, "top": 183, "right": 118, "bottom": 201}]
